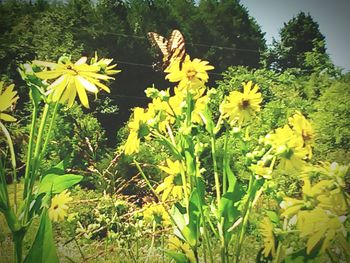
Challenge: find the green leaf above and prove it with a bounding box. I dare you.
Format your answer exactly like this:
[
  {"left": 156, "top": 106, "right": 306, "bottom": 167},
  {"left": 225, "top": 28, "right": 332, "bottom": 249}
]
[
  {"left": 29, "top": 84, "right": 43, "bottom": 108},
  {"left": 182, "top": 225, "right": 197, "bottom": 247},
  {"left": 284, "top": 247, "right": 321, "bottom": 263},
  {"left": 202, "top": 106, "right": 214, "bottom": 134},
  {"left": 225, "top": 159, "right": 237, "bottom": 193},
  {"left": 38, "top": 174, "right": 83, "bottom": 194},
  {"left": 185, "top": 151, "right": 195, "bottom": 177},
  {"left": 172, "top": 203, "right": 187, "bottom": 240},
  {"left": 24, "top": 209, "right": 59, "bottom": 263},
  {"left": 164, "top": 250, "right": 189, "bottom": 263},
  {"left": 266, "top": 210, "right": 280, "bottom": 225},
  {"left": 43, "top": 160, "right": 66, "bottom": 176},
  {"left": 219, "top": 160, "right": 245, "bottom": 240}
]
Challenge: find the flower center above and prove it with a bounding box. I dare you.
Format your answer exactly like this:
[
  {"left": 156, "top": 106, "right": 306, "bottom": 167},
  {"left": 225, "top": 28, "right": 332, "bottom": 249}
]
[
  {"left": 240, "top": 99, "right": 250, "bottom": 109},
  {"left": 302, "top": 131, "right": 312, "bottom": 143},
  {"left": 186, "top": 67, "right": 197, "bottom": 80},
  {"left": 66, "top": 65, "right": 78, "bottom": 75},
  {"left": 53, "top": 204, "right": 59, "bottom": 210}
]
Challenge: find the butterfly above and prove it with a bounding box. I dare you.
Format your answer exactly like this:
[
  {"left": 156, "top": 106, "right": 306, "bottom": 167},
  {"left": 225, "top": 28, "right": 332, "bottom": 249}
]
[{"left": 147, "top": 29, "right": 186, "bottom": 71}]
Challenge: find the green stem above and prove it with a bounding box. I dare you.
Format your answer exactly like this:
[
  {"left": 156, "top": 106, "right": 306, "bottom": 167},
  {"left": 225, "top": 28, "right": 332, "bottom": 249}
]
[
  {"left": 23, "top": 103, "right": 38, "bottom": 199},
  {"left": 24, "top": 103, "right": 50, "bottom": 223},
  {"left": 134, "top": 159, "right": 159, "bottom": 199},
  {"left": 162, "top": 233, "right": 164, "bottom": 263},
  {"left": 145, "top": 221, "right": 156, "bottom": 263},
  {"left": 38, "top": 102, "right": 59, "bottom": 165},
  {"left": 214, "top": 113, "right": 224, "bottom": 135},
  {"left": 210, "top": 136, "right": 221, "bottom": 208},
  {"left": 30, "top": 103, "right": 50, "bottom": 182},
  {"left": 194, "top": 181, "right": 213, "bottom": 263},
  {"left": 273, "top": 217, "right": 287, "bottom": 263},
  {"left": 4, "top": 209, "right": 24, "bottom": 263},
  {"left": 185, "top": 92, "right": 193, "bottom": 127},
  {"left": 13, "top": 233, "right": 24, "bottom": 263},
  {"left": 134, "top": 159, "right": 187, "bottom": 249},
  {"left": 179, "top": 162, "right": 189, "bottom": 208},
  {"left": 222, "top": 129, "right": 229, "bottom": 195},
  {"left": 0, "top": 122, "right": 17, "bottom": 212},
  {"left": 234, "top": 175, "right": 255, "bottom": 263}
]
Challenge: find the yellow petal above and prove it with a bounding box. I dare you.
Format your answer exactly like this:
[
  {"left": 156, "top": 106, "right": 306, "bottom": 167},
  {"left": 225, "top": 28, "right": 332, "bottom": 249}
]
[
  {"left": 76, "top": 76, "right": 98, "bottom": 93},
  {"left": 75, "top": 77, "right": 90, "bottom": 108},
  {"left": 0, "top": 113, "right": 17, "bottom": 122},
  {"left": 35, "top": 70, "right": 65, "bottom": 80}
]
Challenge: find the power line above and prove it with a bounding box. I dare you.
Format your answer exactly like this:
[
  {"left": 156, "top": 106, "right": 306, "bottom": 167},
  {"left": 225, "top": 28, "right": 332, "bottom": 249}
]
[
  {"left": 0, "top": 44, "right": 223, "bottom": 75},
  {"left": 82, "top": 29, "right": 263, "bottom": 54},
  {"left": 114, "top": 60, "right": 222, "bottom": 76}
]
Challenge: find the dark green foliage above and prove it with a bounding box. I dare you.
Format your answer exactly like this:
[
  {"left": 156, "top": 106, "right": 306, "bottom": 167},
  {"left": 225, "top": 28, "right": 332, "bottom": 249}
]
[
  {"left": 216, "top": 66, "right": 312, "bottom": 134},
  {"left": 44, "top": 104, "right": 109, "bottom": 170},
  {"left": 0, "top": 0, "right": 266, "bottom": 134},
  {"left": 312, "top": 73, "right": 350, "bottom": 162},
  {"left": 265, "top": 12, "right": 328, "bottom": 72}
]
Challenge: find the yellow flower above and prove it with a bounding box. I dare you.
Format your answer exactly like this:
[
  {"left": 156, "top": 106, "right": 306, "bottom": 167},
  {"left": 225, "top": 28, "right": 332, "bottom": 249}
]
[
  {"left": 143, "top": 203, "right": 171, "bottom": 227},
  {"left": 90, "top": 52, "right": 120, "bottom": 76},
  {"left": 288, "top": 111, "right": 315, "bottom": 158},
  {"left": 220, "top": 81, "right": 262, "bottom": 125},
  {"left": 156, "top": 159, "right": 184, "bottom": 201},
  {"left": 34, "top": 55, "right": 118, "bottom": 108},
  {"left": 267, "top": 125, "right": 308, "bottom": 173},
  {"left": 168, "top": 236, "right": 196, "bottom": 263},
  {"left": 192, "top": 92, "right": 209, "bottom": 125},
  {"left": 0, "top": 82, "right": 19, "bottom": 122},
  {"left": 297, "top": 207, "right": 345, "bottom": 254},
  {"left": 49, "top": 190, "right": 73, "bottom": 222},
  {"left": 317, "top": 188, "right": 349, "bottom": 216},
  {"left": 281, "top": 176, "right": 349, "bottom": 218},
  {"left": 165, "top": 56, "right": 214, "bottom": 92},
  {"left": 124, "top": 107, "right": 152, "bottom": 155},
  {"left": 147, "top": 97, "right": 169, "bottom": 132},
  {"left": 249, "top": 164, "right": 273, "bottom": 179},
  {"left": 259, "top": 217, "right": 276, "bottom": 258}
]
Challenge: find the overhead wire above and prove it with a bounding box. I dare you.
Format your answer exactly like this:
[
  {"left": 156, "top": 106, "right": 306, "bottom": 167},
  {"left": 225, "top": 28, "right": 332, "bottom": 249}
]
[{"left": 0, "top": 29, "right": 265, "bottom": 100}]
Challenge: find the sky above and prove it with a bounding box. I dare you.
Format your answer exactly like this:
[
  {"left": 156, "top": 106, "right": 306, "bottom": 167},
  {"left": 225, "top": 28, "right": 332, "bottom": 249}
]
[{"left": 240, "top": 0, "right": 350, "bottom": 72}]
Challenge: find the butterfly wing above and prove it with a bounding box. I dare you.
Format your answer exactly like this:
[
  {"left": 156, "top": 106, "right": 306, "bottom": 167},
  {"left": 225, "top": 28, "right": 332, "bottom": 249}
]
[
  {"left": 148, "top": 29, "right": 186, "bottom": 71},
  {"left": 147, "top": 32, "right": 169, "bottom": 59},
  {"left": 166, "top": 30, "right": 186, "bottom": 69}
]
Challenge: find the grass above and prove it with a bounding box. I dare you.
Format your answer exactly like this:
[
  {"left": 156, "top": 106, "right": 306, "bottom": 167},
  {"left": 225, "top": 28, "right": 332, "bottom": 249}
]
[{"left": 1, "top": 182, "right": 262, "bottom": 262}]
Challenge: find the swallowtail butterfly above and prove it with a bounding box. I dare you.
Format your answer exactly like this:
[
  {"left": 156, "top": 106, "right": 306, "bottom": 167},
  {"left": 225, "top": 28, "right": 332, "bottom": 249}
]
[{"left": 147, "top": 29, "right": 186, "bottom": 71}]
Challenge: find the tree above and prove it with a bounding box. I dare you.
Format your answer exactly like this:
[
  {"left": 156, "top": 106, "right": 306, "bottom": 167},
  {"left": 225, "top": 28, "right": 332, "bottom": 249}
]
[
  {"left": 193, "top": 0, "right": 266, "bottom": 71},
  {"left": 312, "top": 74, "right": 350, "bottom": 162},
  {"left": 265, "top": 12, "right": 326, "bottom": 72}
]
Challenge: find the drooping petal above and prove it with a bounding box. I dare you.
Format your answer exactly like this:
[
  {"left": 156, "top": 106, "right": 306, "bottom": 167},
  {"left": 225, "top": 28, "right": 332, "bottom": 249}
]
[
  {"left": 75, "top": 77, "right": 90, "bottom": 108},
  {"left": 0, "top": 113, "right": 17, "bottom": 122}
]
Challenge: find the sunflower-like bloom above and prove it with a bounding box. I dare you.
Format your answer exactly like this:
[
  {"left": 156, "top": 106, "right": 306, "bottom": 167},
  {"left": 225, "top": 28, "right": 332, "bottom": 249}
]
[
  {"left": 124, "top": 107, "right": 153, "bottom": 155},
  {"left": 280, "top": 165, "right": 349, "bottom": 255},
  {"left": 192, "top": 90, "right": 210, "bottom": 125},
  {"left": 156, "top": 159, "right": 184, "bottom": 201},
  {"left": 143, "top": 203, "right": 171, "bottom": 227},
  {"left": 266, "top": 125, "right": 308, "bottom": 173},
  {"left": 34, "top": 55, "right": 119, "bottom": 108},
  {"left": 0, "top": 82, "right": 19, "bottom": 122},
  {"left": 297, "top": 207, "right": 346, "bottom": 254},
  {"left": 168, "top": 236, "right": 196, "bottom": 263},
  {"left": 220, "top": 81, "right": 262, "bottom": 125},
  {"left": 147, "top": 97, "right": 170, "bottom": 132},
  {"left": 165, "top": 56, "right": 214, "bottom": 92},
  {"left": 288, "top": 111, "right": 315, "bottom": 158},
  {"left": 259, "top": 217, "right": 276, "bottom": 258},
  {"left": 49, "top": 190, "right": 73, "bottom": 222}
]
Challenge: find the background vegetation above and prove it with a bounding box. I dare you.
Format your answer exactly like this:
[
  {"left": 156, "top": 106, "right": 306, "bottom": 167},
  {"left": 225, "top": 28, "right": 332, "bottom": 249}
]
[{"left": 0, "top": 0, "right": 349, "bottom": 262}]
